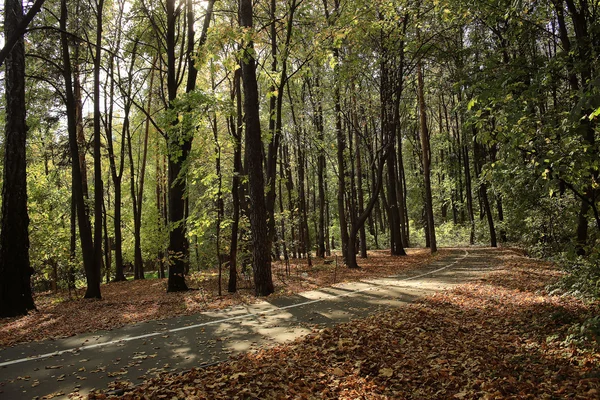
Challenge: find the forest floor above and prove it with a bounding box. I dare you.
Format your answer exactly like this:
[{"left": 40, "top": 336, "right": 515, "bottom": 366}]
[
  {"left": 0, "top": 248, "right": 434, "bottom": 348},
  {"left": 1, "top": 248, "right": 598, "bottom": 399},
  {"left": 85, "top": 249, "right": 600, "bottom": 400}
]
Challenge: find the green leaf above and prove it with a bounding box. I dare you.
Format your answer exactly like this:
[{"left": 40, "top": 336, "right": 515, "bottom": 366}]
[
  {"left": 467, "top": 98, "right": 477, "bottom": 110},
  {"left": 589, "top": 106, "right": 600, "bottom": 120}
]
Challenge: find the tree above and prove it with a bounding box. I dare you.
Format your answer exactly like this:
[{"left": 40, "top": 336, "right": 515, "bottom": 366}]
[
  {"left": 240, "top": 0, "right": 275, "bottom": 296},
  {"left": 416, "top": 43, "right": 437, "bottom": 253},
  {"left": 0, "top": 0, "right": 36, "bottom": 317},
  {"left": 89, "top": 0, "right": 105, "bottom": 298},
  {"left": 59, "top": 0, "right": 100, "bottom": 299}
]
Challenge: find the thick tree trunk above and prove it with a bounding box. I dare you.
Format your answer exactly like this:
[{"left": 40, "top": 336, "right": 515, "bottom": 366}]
[
  {"left": 0, "top": 0, "right": 36, "bottom": 317},
  {"left": 240, "top": 0, "right": 274, "bottom": 296},
  {"left": 156, "top": 147, "right": 166, "bottom": 279},
  {"left": 214, "top": 116, "right": 224, "bottom": 295},
  {"left": 69, "top": 182, "right": 77, "bottom": 289},
  {"left": 165, "top": 0, "right": 188, "bottom": 292}
]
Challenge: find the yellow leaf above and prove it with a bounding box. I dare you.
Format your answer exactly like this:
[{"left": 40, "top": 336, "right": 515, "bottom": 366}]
[{"left": 379, "top": 368, "right": 393, "bottom": 377}]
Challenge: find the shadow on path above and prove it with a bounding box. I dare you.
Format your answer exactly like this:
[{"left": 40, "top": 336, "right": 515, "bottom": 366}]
[{"left": 0, "top": 247, "right": 504, "bottom": 399}]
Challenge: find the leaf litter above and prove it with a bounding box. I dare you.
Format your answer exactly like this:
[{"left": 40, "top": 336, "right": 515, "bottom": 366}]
[
  {"left": 0, "top": 249, "right": 433, "bottom": 348},
  {"left": 86, "top": 253, "right": 600, "bottom": 399}
]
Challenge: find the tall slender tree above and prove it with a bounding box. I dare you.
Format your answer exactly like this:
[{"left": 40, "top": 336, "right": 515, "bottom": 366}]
[{"left": 240, "top": 0, "right": 274, "bottom": 296}]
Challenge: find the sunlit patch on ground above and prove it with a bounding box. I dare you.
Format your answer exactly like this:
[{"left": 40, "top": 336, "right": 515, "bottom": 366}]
[
  {"left": 88, "top": 255, "right": 599, "bottom": 399},
  {"left": 0, "top": 248, "right": 433, "bottom": 348}
]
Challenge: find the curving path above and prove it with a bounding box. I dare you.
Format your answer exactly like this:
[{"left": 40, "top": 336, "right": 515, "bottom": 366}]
[{"left": 0, "top": 248, "right": 508, "bottom": 399}]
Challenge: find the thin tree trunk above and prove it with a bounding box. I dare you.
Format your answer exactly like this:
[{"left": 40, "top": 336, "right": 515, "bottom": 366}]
[
  {"left": 473, "top": 139, "right": 497, "bottom": 247},
  {"left": 88, "top": 0, "right": 105, "bottom": 299},
  {"left": 346, "top": 145, "right": 390, "bottom": 269},
  {"left": 228, "top": 69, "right": 243, "bottom": 293},
  {"left": 315, "top": 78, "right": 327, "bottom": 258},
  {"left": 355, "top": 112, "right": 367, "bottom": 258},
  {"left": 323, "top": 0, "right": 349, "bottom": 262},
  {"left": 416, "top": 54, "right": 436, "bottom": 253},
  {"left": 60, "top": 0, "right": 98, "bottom": 299},
  {"left": 106, "top": 30, "right": 128, "bottom": 282}
]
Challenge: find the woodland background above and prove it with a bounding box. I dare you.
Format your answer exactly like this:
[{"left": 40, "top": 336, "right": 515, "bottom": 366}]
[{"left": 0, "top": 0, "right": 598, "bottom": 315}]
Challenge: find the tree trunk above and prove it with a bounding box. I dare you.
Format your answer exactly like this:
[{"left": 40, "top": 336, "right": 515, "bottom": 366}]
[
  {"left": 278, "top": 149, "right": 289, "bottom": 261},
  {"left": 240, "top": 0, "right": 274, "bottom": 296},
  {"left": 472, "top": 138, "right": 497, "bottom": 247},
  {"left": 416, "top": 56, "right": 437, "bottom": 253},
  {"left": 315, "top": 78, "right": 327, "bottom": 258},
  {"left": 228, "top": 68, "right": 243, "bottom": 293},
  {"left": 265, "top": 0, "right": 298, "bottom": 256},
  {"left": 60, "top": 0, "right": 99, "bottom": 300},
  {"left": 133, "top": 56, "right": 153, "bottom": 280},
  {"left": 346, "top": 145, "right": 390, "bottom": 269},
  {"left": 0, "top": 0, "right": 36, "bottom": 317},
  {"left": 355, "top": 114, "right": 367, "bottom": 258},
  {"left": 105, "top": 33, "right": 127, "bottom": 282}
]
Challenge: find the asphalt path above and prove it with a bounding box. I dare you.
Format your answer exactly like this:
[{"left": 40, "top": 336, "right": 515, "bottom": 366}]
[{"left": 0, "top": 248, "right": 507, "bottom": 399}]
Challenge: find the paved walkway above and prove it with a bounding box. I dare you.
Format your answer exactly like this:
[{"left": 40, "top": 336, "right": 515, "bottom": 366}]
[{"left": 0, "top": 248, "right": 506, "bottom": 399}]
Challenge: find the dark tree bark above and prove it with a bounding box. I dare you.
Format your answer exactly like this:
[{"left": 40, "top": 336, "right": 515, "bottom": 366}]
[
  {"left": 240, "top": 0, "right": 274, "bottom": 296},
  {"left": 228, "top": 69, "right": 243, "bottom": 293},
  {"left": 60, "top": 0, "right": 99, "bottom": 300},
  {"left": 313, "top": 78, "right": 327, "bottom": 258},
  {"left": 106, "top": 19, "right": 128, "bottom": 282},
  {"left": 323, "top": 0, "right": 349, "bottom": 262},
  {"left": 0, "top": 0, "right": 46, "bottom": 68},
  {"left": 164, "top": 0, "right": 214, "bottom": 291},
  {"left": 297, "top": 127, "right": 312, "bottom": 263},
  {"left": 283, "top": 143, "right": 296, "bottom": 258},
  {"left": 353, "top": 101, "right": 367, "bottom": 258},
  {"left": 379, "top": 12, "right": 408, "bottom": 256},
  {"left": 131, "top": 53, "right": 153, "bottom": 281},
  {"left": 278, "top": 148, "right": 289, "bottom": 261},
  {"left": 156, "top": 146, "right": 167, "bottom": 279},
  {"left": 397, "top": 129, "right": 409, "bottom": 247},
  {"left": 165, "top": 0, "right": 189, "bottom": 292},
  {"left": 416, "top": 56, "right": 437, "bottom": 253},
  {"left": 473, "top": 138, "right": 497, "bottom": 247},
  {"left": 346, "top": 145, "right": 391, "bottom": 269},
  {"left": 265, "top": 0, "right": 298, "bottom": 257},
  {"left": 86, "top": 0, "right": 105, "bottom": 299},
  {"left": 209, "top": 62, "right": 224, "bottom": 294},
  {"left": 0, "top": 0, "right": 36, "bottom": 317}
]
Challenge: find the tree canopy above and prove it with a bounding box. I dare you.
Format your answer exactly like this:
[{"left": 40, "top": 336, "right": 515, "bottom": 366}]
[{"left": 0, "top": 0, "right": 598, "bottom": 315}]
